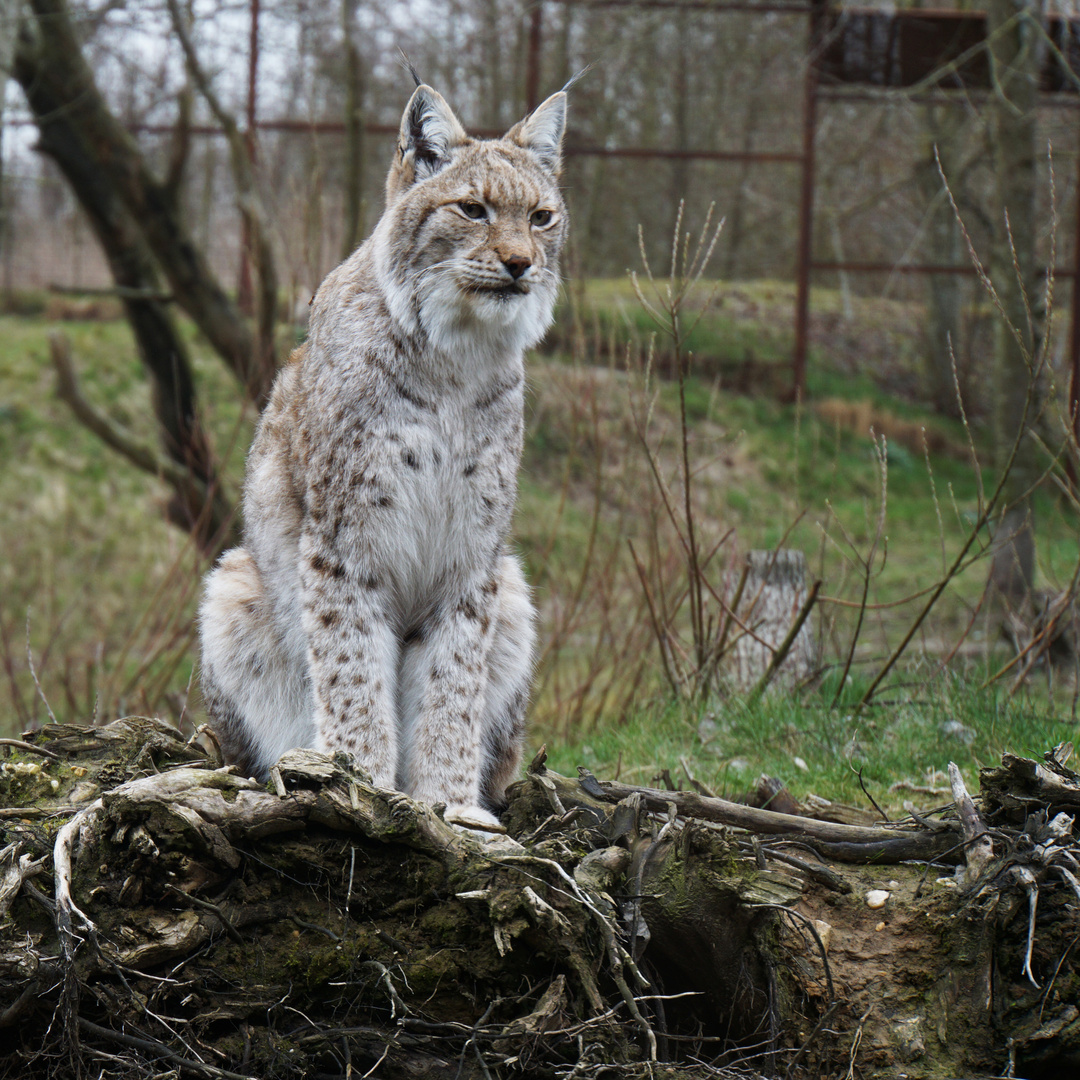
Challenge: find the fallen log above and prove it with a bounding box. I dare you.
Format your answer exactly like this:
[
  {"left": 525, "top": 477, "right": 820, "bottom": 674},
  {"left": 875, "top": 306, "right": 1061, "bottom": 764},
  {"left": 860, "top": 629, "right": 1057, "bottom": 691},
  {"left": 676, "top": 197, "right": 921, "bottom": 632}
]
[
  {"left": 0, "top": 718, "right": 1078, "bottom": 1078},
  {"left": 568, "top": 770, "right": 962, "bottom": 864}
]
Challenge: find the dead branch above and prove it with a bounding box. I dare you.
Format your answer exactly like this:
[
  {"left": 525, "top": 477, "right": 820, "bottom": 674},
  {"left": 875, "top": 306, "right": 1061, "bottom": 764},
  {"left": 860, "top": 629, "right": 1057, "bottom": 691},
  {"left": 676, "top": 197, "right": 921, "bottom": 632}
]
[
  {"left": 49, "top": 332, "right": 238, "bottom": 551},
  {"left": 981, "top": 744, "right": 1080, "bottom": 816}
]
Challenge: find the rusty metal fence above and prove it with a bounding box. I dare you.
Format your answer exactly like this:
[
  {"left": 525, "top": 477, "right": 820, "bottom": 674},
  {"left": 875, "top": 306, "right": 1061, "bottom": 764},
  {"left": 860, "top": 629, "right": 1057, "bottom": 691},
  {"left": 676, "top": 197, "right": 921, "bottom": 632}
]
[{"left": 4, "top": 0, "right": 1080, "bottom": 430}]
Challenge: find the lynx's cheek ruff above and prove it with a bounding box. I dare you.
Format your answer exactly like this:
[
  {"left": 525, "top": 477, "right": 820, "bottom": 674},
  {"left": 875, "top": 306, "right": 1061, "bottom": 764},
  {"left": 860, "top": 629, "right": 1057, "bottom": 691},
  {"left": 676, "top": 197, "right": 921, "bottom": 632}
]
[{"left": 199, "top": 80, "right": 569, "bottom": 836}]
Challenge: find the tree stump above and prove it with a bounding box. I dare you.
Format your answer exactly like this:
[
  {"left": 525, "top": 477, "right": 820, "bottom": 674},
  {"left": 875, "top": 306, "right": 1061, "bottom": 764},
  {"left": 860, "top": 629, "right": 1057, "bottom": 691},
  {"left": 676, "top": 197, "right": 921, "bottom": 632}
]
[{"left": 731, "top": 549, "right": 818, "bottom": 693}]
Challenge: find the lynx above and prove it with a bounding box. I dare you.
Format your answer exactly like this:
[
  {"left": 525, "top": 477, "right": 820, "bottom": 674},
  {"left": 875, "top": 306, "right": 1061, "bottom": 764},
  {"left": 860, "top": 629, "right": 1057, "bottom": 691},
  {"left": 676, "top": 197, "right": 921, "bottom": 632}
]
[{"left": 198, "top": 82, "right": 569, "bottom": 833}]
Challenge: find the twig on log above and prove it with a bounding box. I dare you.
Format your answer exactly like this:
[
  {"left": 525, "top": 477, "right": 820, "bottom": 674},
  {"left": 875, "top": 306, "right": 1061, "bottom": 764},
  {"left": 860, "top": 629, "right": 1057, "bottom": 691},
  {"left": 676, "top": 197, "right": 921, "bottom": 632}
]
[
  {"left": 1056, "top": 865, "right": 1080, "bottom": 902},
  {"left": 574, "top": 770, "right": 960, "bottom": 864},
  {"left": 679, "top": 755, "right": 716, "bottom": 798},
  {"left": 357, "top": 961, "right": 408, "bottom": 1018},
  {"left": 54, "top": 799, "right": 103, "bottom": 952},
  {"left": 0, "top": 844, "right": 46, "bottom": 920},
  {"left": 1013, "top": 865, "right": 1041, "bottom": 988},
  {"left": 0, "top": 737, "right": 61, "bottom": 759},
  {"left": 754, "top": 845, "right": 851, "bottom": 892},
  {"left": 855, "top": 766, "right": 890, "bottom": 823},
  {"left": 21, "top": 879, "right": 57, "bottom": 914}
]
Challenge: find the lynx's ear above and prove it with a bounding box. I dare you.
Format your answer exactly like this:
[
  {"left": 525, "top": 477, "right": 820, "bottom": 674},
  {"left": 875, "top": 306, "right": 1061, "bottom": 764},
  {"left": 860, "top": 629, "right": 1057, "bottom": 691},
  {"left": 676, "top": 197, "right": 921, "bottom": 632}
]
[
  {"left": 391, "top": 85, "right": 467, "bottom": 193},
  {"left": 507, "top": 91, "right": 567, "bottom": 175}
]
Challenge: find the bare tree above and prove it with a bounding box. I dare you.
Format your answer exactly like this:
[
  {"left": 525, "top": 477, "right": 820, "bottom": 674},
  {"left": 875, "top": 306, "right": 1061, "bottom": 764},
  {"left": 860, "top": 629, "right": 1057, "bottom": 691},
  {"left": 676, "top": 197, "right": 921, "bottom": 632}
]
[
  {"left": 985, "top": 0, "right": 1044, "bottom": 620},
  {"left": 10, "top": 0, "right": 302, "bottom": 549},
  {"left": 13, "top": 0, "right": 243, "bottom": 548}
]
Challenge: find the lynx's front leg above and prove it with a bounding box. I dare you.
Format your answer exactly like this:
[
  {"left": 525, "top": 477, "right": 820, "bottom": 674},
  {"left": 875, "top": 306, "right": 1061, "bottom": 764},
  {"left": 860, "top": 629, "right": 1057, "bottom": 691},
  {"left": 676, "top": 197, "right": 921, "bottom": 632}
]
[
  {"left": 400, "top": 574, "right": 502, "bottom": 822},
  {"left": 299, "top": 530, "right": 400, "bottom": 788}
]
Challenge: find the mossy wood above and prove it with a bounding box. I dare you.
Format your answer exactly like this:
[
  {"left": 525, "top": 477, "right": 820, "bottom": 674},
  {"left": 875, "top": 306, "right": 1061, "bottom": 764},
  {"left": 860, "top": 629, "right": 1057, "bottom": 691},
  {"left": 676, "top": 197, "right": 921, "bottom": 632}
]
[{"left": 1, "top": 719, "right": 1078, "bottom": 1078}]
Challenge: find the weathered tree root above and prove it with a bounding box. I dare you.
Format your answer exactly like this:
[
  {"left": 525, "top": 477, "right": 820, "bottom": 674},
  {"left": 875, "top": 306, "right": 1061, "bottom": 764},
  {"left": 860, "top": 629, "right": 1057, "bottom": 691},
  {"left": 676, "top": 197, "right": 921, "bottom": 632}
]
[{"left": 1, "top": 719, "right": 1080, "bottom": 1078}]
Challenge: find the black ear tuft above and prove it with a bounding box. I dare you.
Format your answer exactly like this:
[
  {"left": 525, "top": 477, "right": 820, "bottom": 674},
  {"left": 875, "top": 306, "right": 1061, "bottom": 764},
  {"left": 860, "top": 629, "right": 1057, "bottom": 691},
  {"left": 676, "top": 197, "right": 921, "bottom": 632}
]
[
  {"left": 398, "top": 49, "right": 423, "bottom": 89},
  {"left": 560, "top": 65, "right": 592, "bottom": 94}
]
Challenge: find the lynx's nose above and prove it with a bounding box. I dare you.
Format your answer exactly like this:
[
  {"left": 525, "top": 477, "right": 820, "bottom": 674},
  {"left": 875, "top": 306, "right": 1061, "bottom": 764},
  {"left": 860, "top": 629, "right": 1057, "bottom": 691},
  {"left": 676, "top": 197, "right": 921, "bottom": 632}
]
[{"left": 502, "top": 255, "right": 532, "bottom": 279}]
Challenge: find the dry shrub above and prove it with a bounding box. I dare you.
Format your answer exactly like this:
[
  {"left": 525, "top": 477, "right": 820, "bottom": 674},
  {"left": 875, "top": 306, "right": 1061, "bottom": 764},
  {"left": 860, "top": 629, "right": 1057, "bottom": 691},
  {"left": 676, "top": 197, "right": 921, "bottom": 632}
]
[{"left": 813, "top": 397, "right": 965, "bottom": 459}]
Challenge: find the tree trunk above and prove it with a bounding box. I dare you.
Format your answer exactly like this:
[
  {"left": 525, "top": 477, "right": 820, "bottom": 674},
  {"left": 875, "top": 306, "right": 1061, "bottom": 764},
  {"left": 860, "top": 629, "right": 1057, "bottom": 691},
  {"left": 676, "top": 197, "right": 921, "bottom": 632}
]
[
  {"left": 917, "top": 105, "right": 967, "bottom": 418},
  {"left": 13, "top": 9, "right": 239, "bottom": 549},
  {"left": 985, "top": 0, "right": 1043, "bottom": 625}
]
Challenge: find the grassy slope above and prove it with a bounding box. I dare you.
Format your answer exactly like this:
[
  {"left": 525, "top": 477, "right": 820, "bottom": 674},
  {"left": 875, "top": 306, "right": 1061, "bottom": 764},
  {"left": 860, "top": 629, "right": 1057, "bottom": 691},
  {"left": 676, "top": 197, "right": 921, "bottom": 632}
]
[
  {"left": 526, "top": 281, "right": 1079, "bottom": 809},
  {"left": 0, "top": 315, "right": 254, "bottom": 728},
  {"left": 1, "top": 282, "right": 1077, "bottom": 813}
]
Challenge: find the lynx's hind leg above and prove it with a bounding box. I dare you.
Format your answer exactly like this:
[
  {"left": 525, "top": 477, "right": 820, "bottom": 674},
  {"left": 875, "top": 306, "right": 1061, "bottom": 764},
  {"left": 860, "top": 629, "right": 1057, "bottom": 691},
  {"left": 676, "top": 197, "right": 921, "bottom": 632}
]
[
  {"left": 479, "top": 554, "right": 536, "bottom": 811},
  {"left": 199, "top": 548, "right": 313, "bottom": 779}
]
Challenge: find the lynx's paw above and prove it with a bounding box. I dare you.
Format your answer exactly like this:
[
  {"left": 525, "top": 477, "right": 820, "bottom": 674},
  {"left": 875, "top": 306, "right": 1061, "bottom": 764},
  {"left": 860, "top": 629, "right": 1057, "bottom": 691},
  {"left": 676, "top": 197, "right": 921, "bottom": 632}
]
[{"left": 445, "top": 805, "right": 507, "bottom": 841}]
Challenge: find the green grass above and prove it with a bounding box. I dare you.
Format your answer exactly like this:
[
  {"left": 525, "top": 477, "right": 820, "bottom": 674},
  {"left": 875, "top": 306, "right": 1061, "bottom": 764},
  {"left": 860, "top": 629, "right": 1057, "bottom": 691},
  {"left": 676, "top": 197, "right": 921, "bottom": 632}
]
[
  {"left": 1, "top": 279, "right": 1077, "bottom": 811},
  {"left": 544, "top": 675, "right": 1079, "bottom": 814}
]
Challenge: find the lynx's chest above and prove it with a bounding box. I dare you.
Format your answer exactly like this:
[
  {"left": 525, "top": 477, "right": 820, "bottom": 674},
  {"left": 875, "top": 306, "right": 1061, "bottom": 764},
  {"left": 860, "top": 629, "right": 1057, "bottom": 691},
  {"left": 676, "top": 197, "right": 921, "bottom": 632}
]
[{"left": 362, "top": 374, "right": 523, "bottom": 603}]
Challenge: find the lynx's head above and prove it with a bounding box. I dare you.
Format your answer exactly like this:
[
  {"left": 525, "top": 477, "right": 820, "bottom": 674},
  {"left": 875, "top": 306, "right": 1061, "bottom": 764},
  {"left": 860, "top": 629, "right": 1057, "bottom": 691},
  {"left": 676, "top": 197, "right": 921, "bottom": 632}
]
[{"left": 372, "top": 84, "right": 568, "bottom": 359}]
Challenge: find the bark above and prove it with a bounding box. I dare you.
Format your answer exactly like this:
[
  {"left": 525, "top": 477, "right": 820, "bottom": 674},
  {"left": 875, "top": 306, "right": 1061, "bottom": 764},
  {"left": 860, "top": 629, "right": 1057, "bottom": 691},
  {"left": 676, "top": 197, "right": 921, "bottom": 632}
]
[
  {"left": 731, "top": 550, "right": 819, "bottom": 694},
  {"left": 2, "top": 720, "right": 1079, "bottom": 1078}
]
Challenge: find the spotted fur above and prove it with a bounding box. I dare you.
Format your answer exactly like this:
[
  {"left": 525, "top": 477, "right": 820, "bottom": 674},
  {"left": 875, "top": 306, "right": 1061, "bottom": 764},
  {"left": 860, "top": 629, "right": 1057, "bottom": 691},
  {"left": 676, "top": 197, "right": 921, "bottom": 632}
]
[{"left": 199, "top": 85, "right": 568, "bottom": 830}]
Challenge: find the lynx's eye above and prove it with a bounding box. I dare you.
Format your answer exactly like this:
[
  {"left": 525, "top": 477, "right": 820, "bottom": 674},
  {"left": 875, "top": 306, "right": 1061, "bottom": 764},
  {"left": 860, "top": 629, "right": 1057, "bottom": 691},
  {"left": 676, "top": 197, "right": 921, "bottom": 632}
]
[
  {"left": 530, "top": 209, "right": 554, "bottom": 228},
  {"left": 459, "top": 201, "right": 488, "bottom": 220}
]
